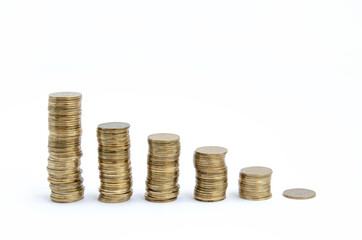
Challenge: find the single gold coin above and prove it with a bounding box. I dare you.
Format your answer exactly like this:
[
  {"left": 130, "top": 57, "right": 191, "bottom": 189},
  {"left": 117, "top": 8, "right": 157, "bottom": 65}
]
[
  {"left": 98, "top": 122, "right": 130, "bottom": 130},
  {"left": 148, "top": 133, "right": 180, "bottom": 142},
  {"left": 283, "top": 188, "right": 316, "bottom": 200},
  {"left": 49, "top": 92, "right": 82, "bottom": 98},
  {"left": 195, "top": 146, "right": 228, "bottom": 155},
  {"left": 240, "top": 166, "right": 273, "bottom": 176}
]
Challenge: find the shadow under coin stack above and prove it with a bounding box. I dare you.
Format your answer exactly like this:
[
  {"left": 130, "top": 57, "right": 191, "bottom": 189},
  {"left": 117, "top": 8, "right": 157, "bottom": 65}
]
[
  {"left": 47, "top": 92, "right": 84, "bottom": 203},
  {"left": 239, "top": 166, "right": 272, "bottom": 201},
  {"left": 194, "top": 146, "right": 228, "bottom": 202},
  {"left": 97, "top": 122, "right": 132, "bottom": 203},
  {"left": 145, "top": 133, "right": 180, "bottom": 203}
]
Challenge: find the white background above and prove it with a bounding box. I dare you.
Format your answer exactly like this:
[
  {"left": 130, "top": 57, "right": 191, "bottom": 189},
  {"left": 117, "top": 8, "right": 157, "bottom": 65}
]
[{"left": 0, "top": 0, "right": 361, "bottom": 239}]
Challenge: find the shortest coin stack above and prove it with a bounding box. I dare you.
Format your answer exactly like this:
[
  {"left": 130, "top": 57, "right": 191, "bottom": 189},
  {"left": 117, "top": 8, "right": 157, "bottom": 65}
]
[
  {"left": 97, "top": 122, "right": 132, "bottom": 203},
  {"left": 194, "top": 146, "right": 228, "bottom": 202},
  {"left": 239, "top": 166, "right": 272, "bottom": 201}
]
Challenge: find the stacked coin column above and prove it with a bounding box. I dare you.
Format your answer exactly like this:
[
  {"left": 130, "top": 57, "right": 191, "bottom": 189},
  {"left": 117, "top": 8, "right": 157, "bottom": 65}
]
[
  {"left": 145, "top": 133, "right": 180, "bottom": 203},
  {"left": 194, "top": 146, "right": 228, "bottom": 202},
  {"left": 239, "top": 166, "right": 272, "bottom": 201},
  {"left": 97, "top": 122, "right": 132, "bottom": 203},
  {"left": 47, "top": 92, "right": 84, "bottom": 203}
]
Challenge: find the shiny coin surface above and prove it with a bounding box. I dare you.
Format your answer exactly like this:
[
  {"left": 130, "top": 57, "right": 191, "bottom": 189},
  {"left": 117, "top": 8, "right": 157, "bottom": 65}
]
[
  {"left": 49, "top": 92, "right": 82, "bottom": 98},
  {"left": 240, "top": 166, "right": 273, "bottom": 176},
  {"left": 98, "top": 122, "right": 130, "bottom": 130},
  {"left": 195, "top": 146, "right": 227, "bottom": 155},
  {"left": 283, "top": 188, "right": 316, "bottom": 200},
  {"left": 148, "top": 133, "right": 180, "bottom": 142}
]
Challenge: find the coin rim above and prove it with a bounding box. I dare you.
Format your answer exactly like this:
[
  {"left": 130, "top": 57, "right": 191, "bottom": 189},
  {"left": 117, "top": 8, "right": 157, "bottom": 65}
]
[
  {"left": 98, "top": 122, "right": 130, "bottom": 130},
  {"left": 195, "top": 146, "right": 228, "bottom": 155},
  {"left": 240, "top": 166, "right": 273, "bottom": 176},
  {"left": 49, "top": 92, "right": 82, "bottom": 98},
  {"left": 283, "top": 188, "right": 316, "bottom": 200}
]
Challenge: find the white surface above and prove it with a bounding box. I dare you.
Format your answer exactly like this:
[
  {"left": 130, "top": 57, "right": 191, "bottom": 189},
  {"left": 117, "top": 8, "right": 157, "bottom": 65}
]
[{"left": 0, "top": 1, "right": 361, "bottom": 239}]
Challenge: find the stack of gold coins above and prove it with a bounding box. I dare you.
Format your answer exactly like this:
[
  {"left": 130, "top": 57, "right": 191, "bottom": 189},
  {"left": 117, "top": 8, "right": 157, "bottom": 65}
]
[
  {"left": 239, "top": 166, "right": 272, "bottom": 201},
  {"left": 145, "top": 133, "right": 180, "bottom": 203},
  {"left": 97, "top": 122, "right": 132, "bottom": 203},
  {"left": 47, "top": 92, "right": 84, "bottom": 203},
  {"left": 194, "top": 146, "right": 228, "bottom": 202}
]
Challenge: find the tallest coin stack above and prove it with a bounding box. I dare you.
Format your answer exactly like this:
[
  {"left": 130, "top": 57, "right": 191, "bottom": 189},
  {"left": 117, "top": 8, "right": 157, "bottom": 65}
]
[{"left": 47, "top": 92, "right": 84, "bottom": 203}]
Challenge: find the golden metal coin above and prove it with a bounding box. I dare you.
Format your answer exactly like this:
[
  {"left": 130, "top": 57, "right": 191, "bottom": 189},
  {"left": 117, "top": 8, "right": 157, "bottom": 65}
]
[
  {"left": 240, "top": 166, "right": 273, "bottom": 176},
  {"left": 195, "top": 146, "right": 227, "bottom": 155},
  {"left": 49, "top": 92, "right": 82, "bottom": 98},
  {"left": 148, "top": 133, "right": 180, "bottom": 142},
  {"left": 283, "top": 188, "right": 316, "bottom": 200},
  {"left": 98, "top": 122, "right": 130, "bottom": 130}
]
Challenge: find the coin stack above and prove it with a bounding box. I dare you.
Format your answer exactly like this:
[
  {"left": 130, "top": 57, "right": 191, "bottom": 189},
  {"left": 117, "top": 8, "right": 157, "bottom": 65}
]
[
  {"left": 194, "top": 146, "right": 228, "bottom": 202},
  {"left": 47, "top": 92, "right": 84, "bottom": 203},
  {"left": 145, "top": 133, "right": 180, "bottom": 203},
  {"left": 239, "top": 166, "right": 272, "bottom": 201},
  {"left": 97, "top": 122, "right": 132, "bottom": 203}
]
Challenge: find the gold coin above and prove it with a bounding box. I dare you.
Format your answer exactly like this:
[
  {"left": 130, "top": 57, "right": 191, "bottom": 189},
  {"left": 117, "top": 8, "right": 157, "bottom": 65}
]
[
  {"left": 98, "top": 122, "right": 130, "bottom": 130},
  {"left": 49, "top": 92, "right": 82, "bottom": 98},
  {"left": 240, "top": 166, "right": 273, "bottom": 176},
  {"left": 283, "top": 188, "right": 316, "bottom": 200},
  {"left": 148, "top": 133, "right": 180, "bottom": 142},
  {"left": 195, "top": 146, "right": 227, "bottom": 155}
]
